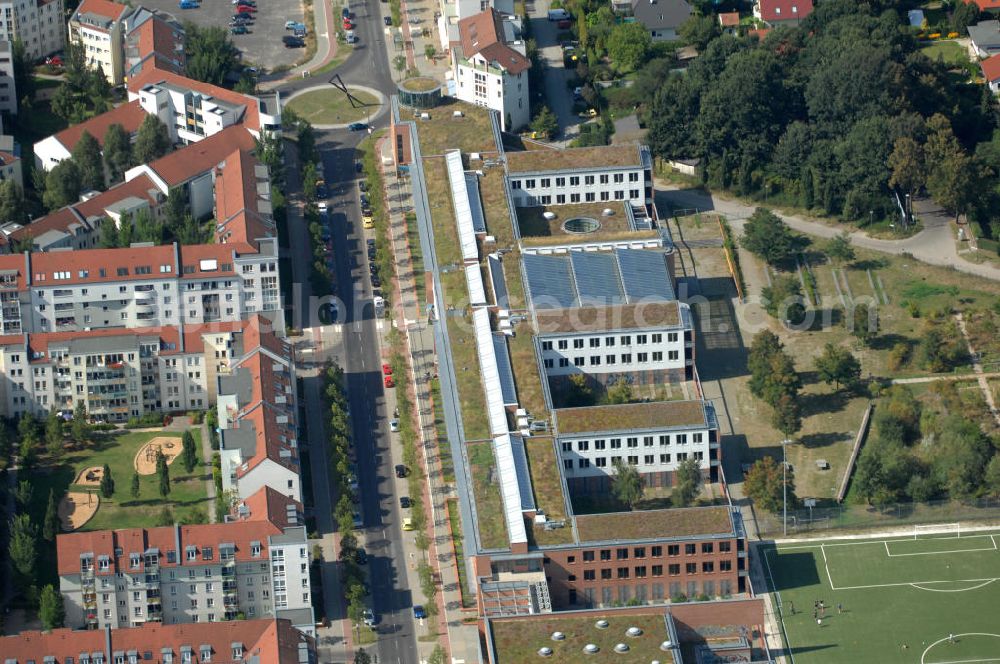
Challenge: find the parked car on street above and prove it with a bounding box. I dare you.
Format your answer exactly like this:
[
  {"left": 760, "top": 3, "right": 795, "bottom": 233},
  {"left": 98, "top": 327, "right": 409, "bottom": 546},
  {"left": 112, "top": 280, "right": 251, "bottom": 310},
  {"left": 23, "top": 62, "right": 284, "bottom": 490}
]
[
  {"left": 231, "top": 25, "right": 248, "bottom": 34},
  {"left": 413, "top": 605, "right": 426, "bottom": 620},
  {"left": 363, "top": 609, "right": 377, "bottom": 626},
  {"left": 384, "top": 15, "right": 392, "bottom": 25},
  {"left": 399, "top": 496, "right": 411, "bottom": 508},
  {"left": 348, "top": 122, "right": 368, "bottom": 132},
  {"left": 179, "top": 0, "right": 198, "bottom": 8},
  {"left": 395, "top": 464, "right": 409, "bottom": 478}
]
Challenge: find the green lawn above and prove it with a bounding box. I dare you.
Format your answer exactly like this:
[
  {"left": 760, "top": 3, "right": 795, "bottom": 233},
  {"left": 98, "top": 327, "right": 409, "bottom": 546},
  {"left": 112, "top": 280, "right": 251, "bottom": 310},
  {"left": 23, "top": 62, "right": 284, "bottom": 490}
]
[
  {"left": 466, "top": 441, "right": 508, "bottom": 550},
  {"left": 764, "top": 531, "right": 1000, "bottom": 663},
  {"left": 285, "top": 87, "right": 381, "bottom": 125},
  {"left": 920, "top": 41, "right": 977, "bottom": 78}
]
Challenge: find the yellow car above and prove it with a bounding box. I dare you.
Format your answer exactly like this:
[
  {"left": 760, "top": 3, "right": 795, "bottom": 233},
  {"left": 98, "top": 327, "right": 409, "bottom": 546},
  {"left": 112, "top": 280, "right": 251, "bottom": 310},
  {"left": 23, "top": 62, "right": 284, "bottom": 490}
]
[
  {"left": 402, "top": 517, "right": 414, "bottom": 531},
  {"left": 363, "top": 216, "right": 375, "bottom": 229}
]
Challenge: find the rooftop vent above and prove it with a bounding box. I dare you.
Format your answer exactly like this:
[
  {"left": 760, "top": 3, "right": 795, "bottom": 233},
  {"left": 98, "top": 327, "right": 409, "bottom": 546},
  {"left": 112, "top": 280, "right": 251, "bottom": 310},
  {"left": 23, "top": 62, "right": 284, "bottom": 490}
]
[
  {"left": 538, "top": 647, "right": 553, "bottom": 657},
  {"left": 551, "top": 632, "right": 565, "bottom": 641},
  {"left": 627, "top": 627, "right": 643, "bottom": 637},
  {"left": 595, "top": 620, "right": 609, "bottom": 629},
  {"left": 583, "top": 644, "right": 600, "bottom": 655},
  {"left": 614, "top": 644, "right": 630, "bottom": 653},
  {"left": 660, "top": 641, "right": 674, "bottom": 651}
]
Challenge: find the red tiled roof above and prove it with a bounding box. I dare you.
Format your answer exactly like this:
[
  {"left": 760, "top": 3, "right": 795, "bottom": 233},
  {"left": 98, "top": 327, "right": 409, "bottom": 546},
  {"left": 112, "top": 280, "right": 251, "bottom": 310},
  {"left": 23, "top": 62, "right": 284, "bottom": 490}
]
[
  {"left": 8, "top": 174, "right": 161, "bottom": 249},
  {"left": 975, "top": 0, "right": 1000, "bottom": 11},
  {"left": 28, "top": 244, "right": 177, "bottom": 286},
  {"left": 718, "top": 11, "right": 740, "bottom": 26},
  {"left": 757, "top": 0, "right": 812, "bottom": 22},
  {"left": 983, "top": 53, "right": 1000, "bottom": 81},
  {"left": 241, "top": 485, "right": 303, "bottom": 528},
  {"left": 458, "top": 9, "right": 531, "bottom": 75},
  {"left": 142, "top": 124, "right": 257, "bottom": 187},
  {"left": 135, "top": 13, "right": 184, "bottom": 66},
  {"left": 74, "top": 0, "right": 130, "bottom": 22},
  {"left": 51, "top": 99, "right": 146, "bottom": 153},
  {"left": 214, "top": 148, "right": 275, "bottom": 246},
  {"left": 0, "top": 619, "right": 313, "bottom": 662},
  {"left": 128, "top": 65, "right": 262, "bottom": 130}
]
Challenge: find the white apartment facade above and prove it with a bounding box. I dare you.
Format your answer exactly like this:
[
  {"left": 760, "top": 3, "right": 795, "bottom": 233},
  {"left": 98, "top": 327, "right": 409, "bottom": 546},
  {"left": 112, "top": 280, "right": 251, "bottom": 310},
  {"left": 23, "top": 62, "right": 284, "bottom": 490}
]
[
  {"left": 506, "top": 144, "right": 654, "bottom": 209},
  {"left": 0, "top": 239, "right": 282, "bottom": 336},
  {"left": 553, "top": 400, "right": 720, "bottom": 492},
  {"left": 0, "top": 0, "right": 65, "bottom": 61},
  {"left": 453, "top": 9, "right": 530, "bottom": 131},
  {"left": 0, "top": 40, "right": 17, "bottom": 115},
  {"left": 534, "top": 302, "right": 694, "bottom": 379},
  {"left": 58, "top": 519, "right": 314, "bottom": 633},
  {"left": 69, "top": 0, "right": 130, "bottom": 85}
]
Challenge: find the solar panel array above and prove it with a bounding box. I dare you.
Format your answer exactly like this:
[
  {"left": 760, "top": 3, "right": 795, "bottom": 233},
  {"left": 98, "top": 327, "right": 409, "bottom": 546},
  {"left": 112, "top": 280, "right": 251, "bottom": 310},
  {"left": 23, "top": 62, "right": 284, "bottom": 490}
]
[
  {"left": 524, "top": 248, "right": 675, "bottom": 309},
  {"left": 493, "top": 333, "right": 518, "bottom": 406},
  {"left": 493, "top": 434, "right": 530, "bottom": 545}
]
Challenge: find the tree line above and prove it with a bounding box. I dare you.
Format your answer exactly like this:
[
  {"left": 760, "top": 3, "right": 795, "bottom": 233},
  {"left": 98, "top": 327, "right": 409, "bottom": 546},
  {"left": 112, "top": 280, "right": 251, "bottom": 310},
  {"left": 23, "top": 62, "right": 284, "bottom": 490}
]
[{"left": 647, "top": 0, "right": 1000, "bottom": 237}]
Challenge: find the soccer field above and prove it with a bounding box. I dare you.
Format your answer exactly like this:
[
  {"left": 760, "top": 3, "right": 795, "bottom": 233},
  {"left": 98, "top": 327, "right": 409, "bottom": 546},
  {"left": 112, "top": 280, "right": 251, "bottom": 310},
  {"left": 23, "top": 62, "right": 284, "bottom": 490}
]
[{"left": 763, "top": 529, "right": 1000, "bottom": 663}]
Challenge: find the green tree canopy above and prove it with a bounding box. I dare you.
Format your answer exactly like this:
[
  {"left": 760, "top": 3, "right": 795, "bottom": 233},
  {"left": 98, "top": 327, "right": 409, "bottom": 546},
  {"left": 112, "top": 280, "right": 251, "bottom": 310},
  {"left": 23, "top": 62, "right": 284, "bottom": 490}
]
[
  {"left": 103, "top": 123, "right": 133, "bottom": 183},
  {"left": 43, "top": 160, "right": 83, "bottom": 211},
  {"left": 100, "top": 463, "right": 115, "bottom": 498},
  {"left": 184, "top": 23, "right": 239, "bottom": 86},
  {"left": 761, "top": 275, "right": 806, "bottom": 326},
  {"left": 813, "top": 342, "right": 861, "bottom": 390},
  {"left": 40, "top": 584, "right": 65, "bottom": 630},
  {"left": 744, "top": 456, "right": 795, "bottom": 513},
  {"left": 824, "top": 232, "right": 855, "bottom": 265},
  {"left": 43, "top": 489, "right": 60, "bottom": 541},
  {"left": 740, "top": 208, "right": 798, "bottom": 265},
  {"left": 72, "top": 130, "right": 105, "bottom": 191},
  {"left": 606, "top": 21, "right": 652, "bottom": 72},
  {"left": 671, "top": 458, "right": 702, "bottom": 507},
  {"left": 611, "top": 458, "right": 644, "bottom": 509},
  {"left": 531, "top": 106, "right": 559, "bottom": 140},
  {"left": 133, "top": 115, "right": 172, "bottom": 164},
  {"left": 0, "top": 180, "right": 28, "bottom": 225}
]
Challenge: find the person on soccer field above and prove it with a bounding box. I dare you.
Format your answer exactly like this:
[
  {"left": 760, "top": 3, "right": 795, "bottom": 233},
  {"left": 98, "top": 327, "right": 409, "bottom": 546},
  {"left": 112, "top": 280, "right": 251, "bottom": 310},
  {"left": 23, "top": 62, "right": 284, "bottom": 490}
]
[{"left": 837, "top": 603, "right": 843, "bottom": 614}]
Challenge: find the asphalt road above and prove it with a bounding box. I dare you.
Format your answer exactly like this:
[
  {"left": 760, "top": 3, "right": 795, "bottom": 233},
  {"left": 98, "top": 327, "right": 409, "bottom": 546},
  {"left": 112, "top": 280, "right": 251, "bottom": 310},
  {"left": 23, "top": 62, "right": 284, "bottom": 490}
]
[
  {"left": 524, "top": 0, "right": 580, "bottom": 142},
  {"left": 280, "top": 1, "right": 413, "bottom": 660},
  {"left": 142, "top": 0, "right": 305, "bottom": 70}
]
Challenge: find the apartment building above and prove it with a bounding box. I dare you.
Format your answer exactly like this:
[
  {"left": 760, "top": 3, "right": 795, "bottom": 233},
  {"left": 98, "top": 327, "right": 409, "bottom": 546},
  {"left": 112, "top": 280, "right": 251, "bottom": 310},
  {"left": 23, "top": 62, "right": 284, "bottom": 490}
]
[
  {"left": 506, "top": 144, "right": 654, "bottom": 209},
  {"left": 34, "top": 98, "right": 148, "bottom": 172},
  {"left": 123, "top": 7, "right": 185, "bottom": 80},
  {"left": 452, "top": 9, "right": 530, "bottom": 131},
  {"left": 0, "top": 132, "right": 21, "bottom": 187},
  {"left": 0, "top": 40, "right": 16, "bottom": 115},
  {"left": 553, "top": 400, "right": 720, "bottom": 491},
  {"left": 128, "top": 66, "right": 282, "bottom": 143},
  {"left": 436, "top": 0, "right": 513, "bottom": 47},
  {"left": 0, "top": 239, "right": 281, "bottom": 336},
  {"left": 0, "top": 0, "right": 65, "bottom": 62},
  {"left": 217, "top": 325, "right": 301, "bottom": 502},
  {"left": 69, "top": 0, "right": 131, "bottom": 85},
  {"left": 0, "top": 618, "right": 316, "bottom": 663},
  {"left": 57, "top": 486, "right": 313, "bottom": 632},
  {"left": 0, "top": 315, "right": 283, "bottom": 420}
]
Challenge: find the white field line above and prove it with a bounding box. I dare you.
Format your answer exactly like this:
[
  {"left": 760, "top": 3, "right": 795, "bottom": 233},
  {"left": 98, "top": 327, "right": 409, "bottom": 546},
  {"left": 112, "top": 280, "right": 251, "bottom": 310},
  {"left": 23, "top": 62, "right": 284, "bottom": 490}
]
[
  {"left": 910, "top": 579, "right": 997, "bottom": 593},
  {"left": 821, "top": 544, "right": 835, "bottom": 590},
  {"left": 921, "top": 633, "right": 1000, "bottom": 664},
  {"left": 832, "top": 577, "right": 1000, "bottom": 591}
]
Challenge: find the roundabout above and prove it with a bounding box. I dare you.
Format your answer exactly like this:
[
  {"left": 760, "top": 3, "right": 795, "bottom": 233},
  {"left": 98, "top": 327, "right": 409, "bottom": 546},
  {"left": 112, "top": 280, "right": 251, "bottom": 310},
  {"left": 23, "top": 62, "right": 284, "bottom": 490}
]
[{"left": 284, "top": 84, "right": 386, "bottom": 129}]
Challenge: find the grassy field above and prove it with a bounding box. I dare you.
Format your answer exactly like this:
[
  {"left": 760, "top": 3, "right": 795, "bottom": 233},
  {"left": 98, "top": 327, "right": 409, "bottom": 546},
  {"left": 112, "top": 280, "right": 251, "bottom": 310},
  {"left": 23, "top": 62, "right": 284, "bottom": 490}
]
[
  {"left": 715, "top": 231, "right": 1000, "bottom": 501},
  {"left": 407, "top": 98, "right": 499, "bottom": 157},
  {"left": 522, "top": 437, "right": 573, "bottom": 546},
  {"left": 446, "top": 498, "right": 475, "bottom": 608},
  {"left": 764, "top": 530, "right": 1000, "bottom": 663},
  {"left": 466, "top": 441, "right": 508, "bottom": 550},
  {"left": 25, "top": 429, "right": 210, "bottom": 588},
  {"left": 920, "top": 41, "right": 977, "bottom": 78},
  {"left": 285, "top": 88, "right": 380, "bottom": 125}
]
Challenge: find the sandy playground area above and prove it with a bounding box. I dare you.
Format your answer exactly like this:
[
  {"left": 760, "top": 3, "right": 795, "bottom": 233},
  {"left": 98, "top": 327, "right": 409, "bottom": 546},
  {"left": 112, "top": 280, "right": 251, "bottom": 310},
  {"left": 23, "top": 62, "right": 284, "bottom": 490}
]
[
  {"left": 134, "top": 436, "right": 182, "bottom": 475},
  {"left": 74, "top": 466, "right": 104, "bottom": 487},
  {"left": 58, "top": 491, "right": 99, "bottom": 531}
]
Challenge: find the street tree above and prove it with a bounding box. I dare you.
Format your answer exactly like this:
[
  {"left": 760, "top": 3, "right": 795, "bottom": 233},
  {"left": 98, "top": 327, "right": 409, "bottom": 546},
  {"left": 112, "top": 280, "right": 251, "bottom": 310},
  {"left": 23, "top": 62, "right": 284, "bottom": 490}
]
[
  {"left": 531, "top": 106, "right": 559, "bottom": 140},
  {"left": 671, "top": 458, "right": 702, "bottom": 507},
  {"left": 611, "top": 458, "right": 644, "bottom": 509},
  {"left": 182, "top": 430, "right": 198, "bottom": 473},
  {"left": 45, "top": 407, "right": 63, "bottom": 457}
]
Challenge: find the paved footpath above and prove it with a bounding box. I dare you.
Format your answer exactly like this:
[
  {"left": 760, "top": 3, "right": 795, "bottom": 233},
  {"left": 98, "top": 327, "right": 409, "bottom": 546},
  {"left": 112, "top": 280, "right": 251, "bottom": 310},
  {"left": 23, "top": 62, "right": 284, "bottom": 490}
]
[{"left": 377, "top": 136, "right": 483, "bottom": 664}]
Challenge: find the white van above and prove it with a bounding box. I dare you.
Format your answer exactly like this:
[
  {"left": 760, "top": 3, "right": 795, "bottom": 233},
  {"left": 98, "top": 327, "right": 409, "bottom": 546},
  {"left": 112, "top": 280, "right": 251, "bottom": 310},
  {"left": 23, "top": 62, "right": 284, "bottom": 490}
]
[
  {"left": 345, "top": 30, "right": 358, "bottom": 44},
  {"left": 547, "top": 8, "right": 569, "bottom": 20}
]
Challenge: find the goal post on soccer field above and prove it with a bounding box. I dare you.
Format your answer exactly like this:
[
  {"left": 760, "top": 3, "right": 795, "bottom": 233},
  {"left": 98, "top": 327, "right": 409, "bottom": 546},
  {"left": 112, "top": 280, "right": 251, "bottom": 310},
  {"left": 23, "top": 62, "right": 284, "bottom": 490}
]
[{"left": 914, "top": 523, "right": 961, "bottom": 539}]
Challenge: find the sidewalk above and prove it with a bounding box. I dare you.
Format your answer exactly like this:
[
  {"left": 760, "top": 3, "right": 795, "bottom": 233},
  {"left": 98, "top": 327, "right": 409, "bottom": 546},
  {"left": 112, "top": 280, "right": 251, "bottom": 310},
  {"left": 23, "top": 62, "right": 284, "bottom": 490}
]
[{"left": 377, "top": 136, "right": 482, "bottom": 664}]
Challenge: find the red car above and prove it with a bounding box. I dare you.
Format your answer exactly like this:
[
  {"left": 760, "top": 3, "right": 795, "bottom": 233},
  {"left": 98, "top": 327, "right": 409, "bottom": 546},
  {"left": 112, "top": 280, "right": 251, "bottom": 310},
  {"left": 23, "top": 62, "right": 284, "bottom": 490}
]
[
  {"left": 236, "top": 4, "right": 256, "bottom": 10},
  {"left": 556, "top": 18, "right": 571, "bottom": 28},
  {"left": 384, "top": 375, "right": 395, "bottom": 388},
  {"left": 382, "top": 363, "right": 393, "bottom": 376},
  {"left": 343, "top": 18, "right": 354, "bottom": 29}
]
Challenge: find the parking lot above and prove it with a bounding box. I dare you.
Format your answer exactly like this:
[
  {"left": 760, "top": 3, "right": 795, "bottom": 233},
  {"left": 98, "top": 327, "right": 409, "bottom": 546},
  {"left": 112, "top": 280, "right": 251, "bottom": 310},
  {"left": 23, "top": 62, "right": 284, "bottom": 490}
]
[{"left": 141, "top": 0, "right": 307, "bottom": 71}]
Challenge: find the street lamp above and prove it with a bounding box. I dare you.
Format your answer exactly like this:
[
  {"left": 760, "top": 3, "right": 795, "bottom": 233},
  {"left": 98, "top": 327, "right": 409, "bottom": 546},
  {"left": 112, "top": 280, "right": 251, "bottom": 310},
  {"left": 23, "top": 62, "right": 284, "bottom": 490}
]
[{"left": 782, "top": 438, "right": 792, "bottom": 536}]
